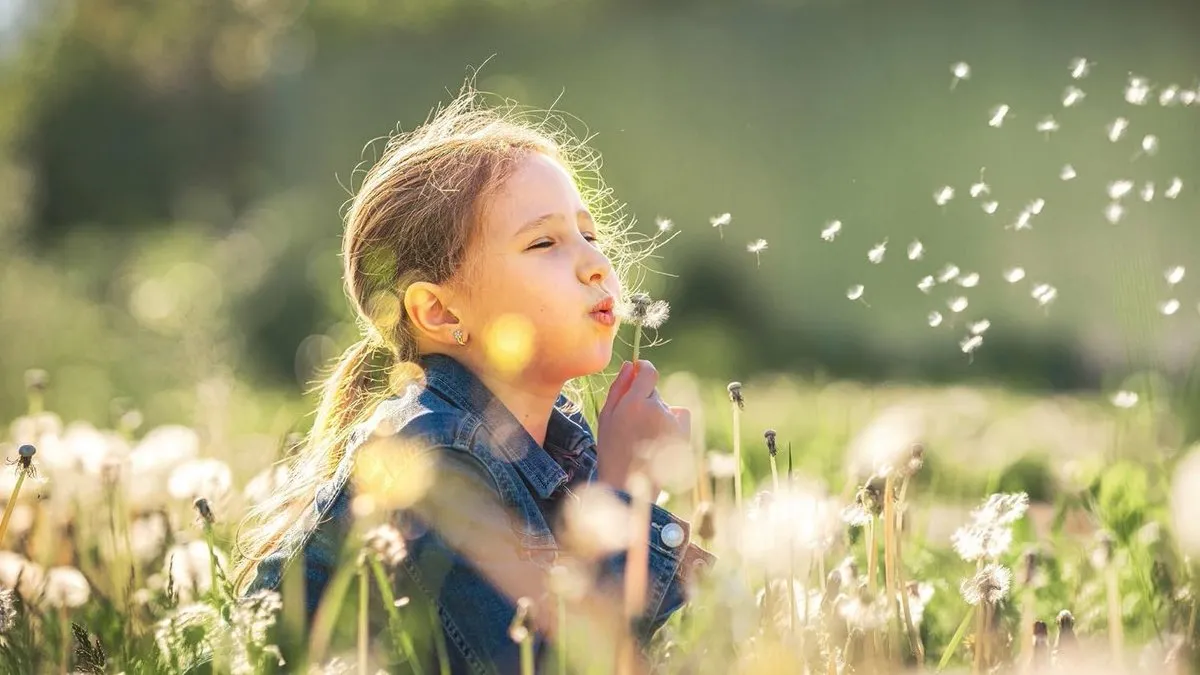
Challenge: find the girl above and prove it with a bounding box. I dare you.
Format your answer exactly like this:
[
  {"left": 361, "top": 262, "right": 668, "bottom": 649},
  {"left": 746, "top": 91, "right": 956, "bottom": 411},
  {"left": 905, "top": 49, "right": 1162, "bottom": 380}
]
[{"left": 232, "top": 86, "right": 713, "bottom": 673}]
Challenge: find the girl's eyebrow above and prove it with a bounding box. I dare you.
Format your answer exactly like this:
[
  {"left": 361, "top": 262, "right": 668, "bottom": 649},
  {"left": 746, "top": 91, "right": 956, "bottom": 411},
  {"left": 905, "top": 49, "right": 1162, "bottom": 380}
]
[{"left": 512, "top": 209, "right": 594, "bottom": 239}]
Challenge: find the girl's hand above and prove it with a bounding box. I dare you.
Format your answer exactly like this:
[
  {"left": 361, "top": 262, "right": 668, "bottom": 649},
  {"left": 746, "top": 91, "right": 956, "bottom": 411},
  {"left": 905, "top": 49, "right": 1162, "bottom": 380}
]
[{"left": 595, "top": 360, "right": 690, "bottom": 492}]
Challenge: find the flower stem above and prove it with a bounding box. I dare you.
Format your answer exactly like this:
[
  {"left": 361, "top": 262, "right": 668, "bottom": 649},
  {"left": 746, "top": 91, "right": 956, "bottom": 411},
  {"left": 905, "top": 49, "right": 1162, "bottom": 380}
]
[
  {"left": 366, "top": 556, "right": 425, "bottom": 675},
  {"left": 359, "top": 559, "right": 370, "bottom": 675},
  {"left": 520, "top": 634, "right": 534, "bottom": 675},
  {"left": 202, "top": 520, "right": 223, "bottom": 607},
  {"left": 883, "top": 475, "right": 899, "bottom": 661},
  {"left": 631, "top": 328, "right": 642, "bottom": 364},
  {"left": 731, "top": 404, "right": 743, "bottom": 509},
  {"left": 59, "top": 606, "right": 69, "bottom": 675},
  {"left": 937, "top": 606, "right": 974, "bottom": 672},
  {"left": 0, "top": 471, "right": 28, "bottom": 544},
  {"left": 893, "top": 477, "right": 923, "bottom": 668},
  {"left": 973, "top": 601, "right": 987, "bottom": 674}
]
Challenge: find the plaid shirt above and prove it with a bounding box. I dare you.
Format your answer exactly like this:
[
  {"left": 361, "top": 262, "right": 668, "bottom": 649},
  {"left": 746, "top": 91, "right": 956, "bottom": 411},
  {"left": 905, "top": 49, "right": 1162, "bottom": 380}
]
[{"left": 245, "top": 353, "right": 714, "bottom": 674}]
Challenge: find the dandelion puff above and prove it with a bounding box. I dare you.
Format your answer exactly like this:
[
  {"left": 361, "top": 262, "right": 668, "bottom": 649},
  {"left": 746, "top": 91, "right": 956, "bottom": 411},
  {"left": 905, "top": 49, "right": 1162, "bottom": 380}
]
[
  {"left": 821, "top": 219, "right": 842, "bottom": 241},
  {"left": 168, "top": 459, "right": 233, "bottom": 502},
  {"left": 614, "top": 292, "right": 670, "bottom": 330},
  {"left": 952, "top": 522, "right": 1013, "bottom": 562},
  {"left": 710, "top": 212, "right": 731, "bottom": 239},
  {"left": 938, "top": 264, "right": 961, "bottom": 283},
  {"left": 41, "top": 566, "right": 90, "bottom": 609},
  {"left": 1069, "top": 57, "right": 1091, "bottom": 79},
  {"left": 960, "top": 335, "right": 984, "bottom": 355},
  {"left": 907, "top": 240, "right": 924, "bottom": 261},
  {"left": 1107, "top": 117, "right": 1129, "bottom": 143},
  {"left": 1108, "top": 179, "right": 1134, "bottom": 200},
  {"left": 846, "top": 285, "right": 865, "bottom": 301},
  {"left": 1003, "top": 267, "right": 1026, "bottom": 283},
  {"left": 1062, "top": 86, "right": 1086, "bottom": 107},
  {"left": 934, "top": 186, "right": 955, "bottom": 206},
  {"left": 363, "top": 524, "right": 408, "bottom": 567},
  {"left": 1125, "top": 75, "right": 1151, "bottom": 105},
  {"left": 948, "top": 297, "right": 969, "bottom": 313},
  {"left": 1166, "top": 266, "right": 1185, "bottom": 285},
  {"left": 1111, "top": 391, "right": 1139, "bottom": 408},
  {"left": 1105, "top": 202, "right": 1125, "bottom": 224},
  {"left": 960, "top": 563, "right": 1013, "bottom": 605},
  {"left": 957, "top": 273, "right": 980, "bottom": 288},
  {"left": 1159, "top": 299, "right": 1181, "bottom": 316},
  {"left": 1165, "top": 177, "right": 1183, "bottom": 199},
  {"left": 980, "top": 492, "right": 1030, "bottom": 525},
  {"left": 918, "top": 276, "right": 936, "bottom": 293},
  {"left": 1141, "top": 134, "right": 1159, "bottom": 156},
  {"left": 867, "top": 240, "right": 887, "bottom": 264},
  {"left": 927, "top": 311, "right": 943, "bottom": 327},
  {"left": 969, "top": 320, "right": 991, "bottom": 335},
  {"left": 950, "top": 61, "right": 970, "bottom": 88},
  {"left": 747, "top": 239, "right": 768, "bottom": 267},
  {"left": 1141, "top": 181, "right": 1155, "bottom": 202},
  {"left": 982, "top": 200, "right": 999, "bottom": 215},
  {"left": 988, "top": 104, "right": 1010, "bottom": 128},
  {"left": 1060, "top": 164, "right": 1077, "bottom": 181},
  {"left": 655, "top": 217, "right": 674, "bottom": 233},
  {"left": 1036, "top": 116, "right": 1059, "bottom": 137}
]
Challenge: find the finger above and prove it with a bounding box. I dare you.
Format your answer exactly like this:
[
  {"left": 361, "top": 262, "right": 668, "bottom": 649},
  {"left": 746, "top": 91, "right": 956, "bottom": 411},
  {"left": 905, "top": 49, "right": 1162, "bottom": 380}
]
[
  {"left": 625, "top": 360, "right": 659, "bottom": 400},
  {"left": 600, "top": 361, "right": 634, "bottom": 418}
]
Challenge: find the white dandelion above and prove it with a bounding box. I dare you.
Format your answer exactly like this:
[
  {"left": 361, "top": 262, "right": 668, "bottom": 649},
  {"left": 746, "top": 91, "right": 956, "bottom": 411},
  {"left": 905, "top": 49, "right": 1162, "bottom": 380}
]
[
  {"left": 655, "top": 217, "right": 674, "bottom": 233},
  {"left": 1105, "top": 202, "right": 1125, "bottom": 224},
  {"left": 948, "top": 297, "right": 969, "bottom": 313},
  {"left": 1107, "top": 117, "right": 1129, "bottom": 143},
  {"left": 937, "top": 264, "right": 961, "bottom": 283},
  {"left": 710, "top": 212, "right": 731, "bottom": 239},
  {"left": 969, "top": 319, "right": 991, "bottom": 335},
  {"left": 1141, "top": 182, "right": 1155, "bottom": 202},
  {"left": 820, "top": 219, "right": 843, "bottom": 241},
  {"left": 1141, "top": 134, "right": 1159, "bottom": 156},
  {"left": 1036, "top": 116, "right": 1059, "bottom": 136},
  {"left": 1159, "top": 299, "right": 1181, "bottom": 316},
  {"left": 747, "top": 239, "right": 768, "bottom": 267},
  {"left": 847, "top": 285, "right": 865, "bottom": 301},
  {"left": 960, "top": 335, "right": 984, "bottom": 355},
  {"left": 868, "top": 240, "right": 888, "bottom": 264},
  {"left": 907, "top": 240, "right": 924, "bottom": 261},
  {"left": 1069, "top": 57, "right": 1091, "bottom": 79},
  {"left": 988, "top": 104, "right": 1010, "bottom": 128},
  {"left": 960, "top": 563, "right": 1013, "bottom": 605},
  {"left": 918, "top": 276, "right": 936, "bottom": 293},
  {"left": 1166, "top": 266, "right": 1186, "bottom": 285},
  {"left": 982, "top": 200, "right": 999, "bottom": 215},
  {"left": 958, "top": 272, "right": 980, "bottom": 288},
  {"left": 928, "top": 311, "right": 944, "bottom": 327},
  {"left": 41, "top": 567, "right": 90, "bottom": 609},
  {"left": 934, "top": 185, "right": 955, "bottom": 206},
  {"left": 1003, "top": 267, "right": 1026, "bottom": 283},
  {"left": 168, "top": 458, "right": 233, "bottom": 503},
  {"left": 1111, "top": 391, "right": 1139, "bottom": 408},
  {"left": 1125, "top": 75, "right": 1151, "bottom": 105},
  {"left": 1062, "top": 86, "right": 1086, "bottom": 107},
  {"left": 1165, "top": 177, "right": 1183, "bottom": 199}
]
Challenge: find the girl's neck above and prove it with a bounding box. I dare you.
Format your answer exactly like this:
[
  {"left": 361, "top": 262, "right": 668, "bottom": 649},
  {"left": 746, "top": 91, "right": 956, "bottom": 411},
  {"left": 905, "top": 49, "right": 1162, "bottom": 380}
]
[{"left": 472, "top": 366, "right": 562, "bottom": 447}]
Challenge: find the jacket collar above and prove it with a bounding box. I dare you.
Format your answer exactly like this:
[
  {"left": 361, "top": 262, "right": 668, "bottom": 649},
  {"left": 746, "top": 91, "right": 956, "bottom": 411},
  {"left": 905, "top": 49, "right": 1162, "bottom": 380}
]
[{"left": 418, "top": 353, "right": 594, "bottom": 499}]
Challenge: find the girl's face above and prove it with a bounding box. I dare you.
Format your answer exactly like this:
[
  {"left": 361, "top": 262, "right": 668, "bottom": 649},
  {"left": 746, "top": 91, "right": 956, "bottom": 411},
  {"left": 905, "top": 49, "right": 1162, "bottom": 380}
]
[{"left": 460, "top": 152, "right": 621, "bottom": 383}]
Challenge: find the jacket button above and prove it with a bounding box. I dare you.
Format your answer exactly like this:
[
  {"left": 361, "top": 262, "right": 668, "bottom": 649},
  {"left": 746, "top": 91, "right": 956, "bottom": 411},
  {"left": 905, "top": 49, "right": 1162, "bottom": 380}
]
[{"left": 660, "top": 522, "right": 685, "bottom": 548}]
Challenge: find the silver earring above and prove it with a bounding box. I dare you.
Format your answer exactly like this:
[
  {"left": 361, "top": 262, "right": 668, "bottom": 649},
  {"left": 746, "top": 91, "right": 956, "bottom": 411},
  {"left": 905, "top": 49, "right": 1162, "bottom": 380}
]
[{"left": 452, "top": 328, "right": 467, "bottom": 346}]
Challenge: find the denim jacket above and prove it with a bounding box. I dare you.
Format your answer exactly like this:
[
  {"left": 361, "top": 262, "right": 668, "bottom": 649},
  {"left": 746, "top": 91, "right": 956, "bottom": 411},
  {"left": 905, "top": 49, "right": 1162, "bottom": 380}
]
[{"left": 245, "top": 353, "right": 714, "bottom": 674}]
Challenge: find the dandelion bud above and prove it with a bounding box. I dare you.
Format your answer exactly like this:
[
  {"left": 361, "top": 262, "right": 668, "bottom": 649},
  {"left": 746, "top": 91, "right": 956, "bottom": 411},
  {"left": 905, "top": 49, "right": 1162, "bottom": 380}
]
[
  {"left": 695, "top": 502, "right": 715, "bottom": 540},
  {"left": 763, "top": 429, "right": 777, "bottom": 457},
  {"left": 1023, "top": 547, "right": 1039, "bottom": 585},
  {"left": 508, "top": 596, "right": 533, "bottom": 643},
  {"left": 1055, "top": 609, "right": 1077, "bottom": 648},
  {"left": 615, "top": 292, "right": 669, "bottom": 329},
  {"left": 1033, "top": 620, "right": 1051, "bottom": 665},
  {"left": 727, "top": 382, "right": 744, "bottom": 410},
  {"left": 23, "top": 369, "right": 47, "bottom": 394},
  {"left": 192, "top": 497, "right": 214, "bottom": 525}
]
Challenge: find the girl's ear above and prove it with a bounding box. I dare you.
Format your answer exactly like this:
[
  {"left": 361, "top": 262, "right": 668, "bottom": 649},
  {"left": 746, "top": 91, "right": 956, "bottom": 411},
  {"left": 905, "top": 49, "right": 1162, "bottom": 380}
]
[{"left": 403, "top": 281, "right": 463, "bottom": 346}]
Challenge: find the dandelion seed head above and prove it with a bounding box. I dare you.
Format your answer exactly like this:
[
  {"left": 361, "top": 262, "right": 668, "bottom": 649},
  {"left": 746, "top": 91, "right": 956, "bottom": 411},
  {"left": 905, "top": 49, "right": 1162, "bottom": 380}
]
[
  {"left": 982, "top": 200, "right": 999, "bottom": 215},
  {"left": 838, "top": 586, "right": 888, "bottom": 631},
  {"left": 927, "top": 311, "right": 943, "bottom": 327},
  {"left": 615, "top": 292, "right": 670, "bottom": 329},
  {"left": 168, "top": 458, "right": 233, "bottom": 503},
  {"left": 960, "top": 335, "right": 983, "bottom": 354},
  {"left": 907, "top": 240, "right": 924, "bottom": 261},
  {"left": 1062, "top": 86, "right": 1086, "bottom": 107},
  {"left": 868, "top": 241, "right": 887, "bottom": 264},
  {"left": 1060, "top": 164, "right": 1077, "bottom": 181},
  {"left": 747, "top": 238, "right": 768, "bottom": 254},
  {"left": 1165, "top": 177, "right": 1183, "bottom": 199},
  {"left": 957, "top": 273, "right": 980, "bottom": 288},
  {"left": 363, "top": 524, "right": 408, "bottom": 567},
  {"left": 1003, "top": 267, "right": 1026, "bottom": 283},
  {"left": 1141, "top": 134, "right": 1159, "bottom": 155},
  {"left": 847, "top": 285, "right": 865, "bottom": 301},
  {"left": 952, "top": 522, "right": 1013, "bottom": 562},
  {"left": 960, "top": 563, "right": 1013, "bottom": 605},
  {"left": 41, "top": 566, "right": 90, "bottom": 609},
  {"left": 948, "top": 296, "right": 969, "bottom": 313},
  {"left": 1107, "top": 117, "right": 1129, "bottom": 143},
  {"left": 1159, "top": 299, "right": 1180, "bottom": 316},
  {"left": 934, "top": 186, "right": 955, "bottom": 206},
  {"left": 1069, "top": 57, "right": 1091, "bottom": 79},
  {"left": 1104, "top": 202, "right": 1125, "bottom": 224},
  {"left": 980, "top": 492, "right": 1030, "bottom": 525},
  {"left": 1111, "top": 390, "right": 1139, "bottom": 408},
  {"left": 710, "top": 212, "right": 731, "bottom": 228},
  {"left": 1125, "top": 75, "right": 1151, "bottom": 105},
  {"left": 821, "top": 220, "right": 842, "bottom": 241},
  {"left": 918, "top": 276, "right": 936, "bottom": 293},
  {"left": 1166, "top": 266, "right": 1186, "bottom": 285},
  {"left": 988, "top": 104, "right": 1010, "bottom": 128}
]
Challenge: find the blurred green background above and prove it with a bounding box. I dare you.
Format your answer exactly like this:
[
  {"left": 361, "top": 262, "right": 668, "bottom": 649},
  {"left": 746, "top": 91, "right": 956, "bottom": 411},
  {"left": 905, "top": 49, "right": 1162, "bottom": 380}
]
[{"left": 2, "top": 0, "right": 1199, "bottom": 430}]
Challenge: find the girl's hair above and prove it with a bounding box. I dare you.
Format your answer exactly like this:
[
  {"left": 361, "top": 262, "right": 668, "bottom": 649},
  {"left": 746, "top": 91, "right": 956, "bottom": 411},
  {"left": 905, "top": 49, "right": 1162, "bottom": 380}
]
[{"left": 232, "top": 83, "right": 653, "bottom": 593}]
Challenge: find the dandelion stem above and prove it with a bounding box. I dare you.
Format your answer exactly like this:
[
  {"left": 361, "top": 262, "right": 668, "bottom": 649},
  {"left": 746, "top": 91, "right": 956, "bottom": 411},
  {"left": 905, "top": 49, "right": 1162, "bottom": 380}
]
[
  {"left": 0, "top": 471, "right": 28, "bottom": 544},
  {"left": 201, "top": 519, "right": 223, "bottom": 607},
  {"left": 367, "top": 556, "right": 426, "bottom": 675},
  {"left": 731, "top": 404, "right": 743, "bottom": 510},
  {"left": 520, "top": 633, "right": 535, "bottom": 675},
  {"left": 359, "top": 560, "right": 370, "bottom": 675},
  {"left": 894, "top": 478, "right": 924, "bottom": 668},
  {"left": 1105, "top": 565, "right": 1124, "bottom": 662},
  {"left": 883, "top": 475, "right": 899, "bottom": 661},
  {"left": 631, "top": 327, "right": 642, "bottom": 365},
  {"left": 973, "top": 601, "right": 987, "bottom": 674}
]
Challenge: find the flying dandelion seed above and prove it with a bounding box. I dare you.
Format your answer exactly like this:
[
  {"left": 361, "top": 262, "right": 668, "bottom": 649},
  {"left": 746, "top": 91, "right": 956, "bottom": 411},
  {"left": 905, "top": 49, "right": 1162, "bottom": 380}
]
[
  {"left": 1182, "top": 88, "right": 1197, "bottom": 106},
  {"left": 1141, "top": 134, "right": 1159, "bottom": 156},
  {"left": 1032, "top": 284, "right": 1058, "bottom": 306},
  {"left": 847, "top": 285, "right": 865, "bottom": 301},
  {"left": 1107, "top": 117, "right": 1129, "bottom": 142},
  {"left": 982, "top": 200, "right": 999, "bottom": 214},
  {"left": 1105, "top": 202, "right": 1125, "bottom": 224},
  {"left": 969, "top": 319, "right": 991, "bottom": 335},
  {"left": 1061, "top": 164, "right": 1077, "bottom": 181},
  {"left": 1160, "top": 85, "right": 1180, "bottom": 106},
  {"left": 988, "top": 104, "right": 1010, "bottom": 128},
  {"left": 1062, "top": 86, "right": 1086, "bottom": 107},
  {"left": 934, "top": 186, "right": 955, "bottom": 206},
  {"left": 868, "top": 240, "right": 888, "bottom": 264},
  {"left": 928, "top": 311, "right": 944, "bottom": 327},
  {"left": 821, "top": 220, "right": 842, "bottom": 241},
  {"left": 1069, "top": 57, "right": 1091, "bottom": 79},
  {"left": 960, "top": 335, "right": 984, "bottom": 355},
  {"left": 710, "top": 212, "right": 731, "bottom": 239},
  {"left": 918, "top": 275, "right": 936, "bottom": 293},
  {"left": 1111, "top": 390, "right": 1139, "bottom": 408},
  {"left": 747, "top": 239, "right": 768, "bottom": 267},
  {"left": 1108, "top": 180, "right": 1134, "bottom": 200},
  {"left": 951, "top": 61, "right": 971, "bottom": 88},
  {"left": 1140, "top": 182, "right": 1155, "bottom": 202},
  {"left": 655, "top": 217, "right": 674, "bottom": 233},
  {"left": 1003, "top": 267, "right": 1026, "bottom": 283},
  {"left": 958, "top": 272, "right": 980, "bottom": 288},
  {"left": 1166, "top": 177, "right": 1183, "bottom": 199},
  {"left": 1029, "top": 198, "right": 1046, "bottom": 215},
  {"left": 1159, "top": 299, "right": 1181, "bottom": 316},
  {"left": 948, "top": 296, "right": 969, "bottom": 313},
  {"left": 938, "top": 264, "right": 961, "bottom": 283},
  {"left": 907, "top": 240, "right": 924, "bottom": 260},
  {"left": 1166, "top": 266, "right": 1186, "bottom": 285},
  {"left": 1014, "top": 210, "right": 1033, "bottom": 231},
  {"left": 1037, "top": 116, "right": 1060, "bottom": 136},
  {"left": 970, "top": 179, "right": 990, "bottom": 198},
  {"left": 1125, "top": 75, "right": 1151, "bottom": 105}
]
